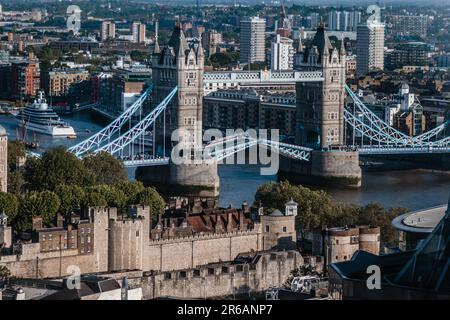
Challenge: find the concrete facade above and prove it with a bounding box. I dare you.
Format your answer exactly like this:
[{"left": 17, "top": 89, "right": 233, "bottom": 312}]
[
  {"left": 240, "top": 17, "right": 266, "bottom": 64},
  {"left": 356, "top": 21, "right": 385, "bottom": 77}
]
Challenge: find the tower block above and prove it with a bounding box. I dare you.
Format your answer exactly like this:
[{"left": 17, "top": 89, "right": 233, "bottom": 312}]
[
  {"left": 149, "top": 24, "right": 219, "bottom": 198},
  {"left": 282, "top": 24, "right": 361, "bottom": 187}
]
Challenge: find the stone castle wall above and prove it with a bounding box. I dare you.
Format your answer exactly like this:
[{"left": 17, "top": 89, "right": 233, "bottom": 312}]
[
  {"left": 144, "top": 230, "right": 261, "bottom": 272},
  {"left": 103, "top": 250, "right": 309, "bottom": 299},
  {"left": 0, "top": 249, "right": 102, "bottom": 279},
  {"left": 1, "top": 228, "right": 263, "bottom": 278}
]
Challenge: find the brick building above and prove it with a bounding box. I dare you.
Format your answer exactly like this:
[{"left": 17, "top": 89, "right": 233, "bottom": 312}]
[
  {"left": 43, "top": 68, "right": 90, "bottom": 97},
  {"left": 10, "top": 53, "right": 40, "bottom": 99}
]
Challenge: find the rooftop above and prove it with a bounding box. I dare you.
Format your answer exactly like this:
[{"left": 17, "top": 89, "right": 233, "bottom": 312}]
[{"left": 392, "top": 204, "right": 448, "bottom": 234}]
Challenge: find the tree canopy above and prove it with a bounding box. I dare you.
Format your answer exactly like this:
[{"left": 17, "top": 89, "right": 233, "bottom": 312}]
[
  {"left": 2, "top": 146, "right": 166, "bottom": 233},
  {"left": 54, "top": 184, "right": 86, "bottom": 216},
  {"left": 82, "top": 152, "right": 128, "bottom": 185},
  {"left": 24, "top": 147, "right": 95, "bottom": 191},
  {"left": 255, "top": 181, "right": 405, "bottom": 245},
  {"left": 135, "top": 187, "right": 165, "bottom": 217}
]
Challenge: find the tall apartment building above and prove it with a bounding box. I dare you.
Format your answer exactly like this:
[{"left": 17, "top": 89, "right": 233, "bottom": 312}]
[
  {"left": 386, "top": 15, "right": 428, "bottom": 38},
  {"left": 307, "top": 13, "right": 320, "bottom": 30},
  {"left": 270, "top": 34, "right": 294, "bottom": 71},
  {"left": 348, "top": 11, "right": 362, "bottom": 31},
  {"left": 356, "top": 19, "right": 385, "bottom": 77},
  {"left": 328, "top": 11, "right": 342, "bottom": 31},
  {"left": 240, "top": 17, "right": 266, "bottom": 64},
  {"left": 100, "top": 20, "right": 116, "bottom": 41},
  {"left": 131, "top": 21, "right": 146, "bottom": 44},
  {"left": 435, "top": 54, "right": 450, "bottom": 68},
  {"left": 329, "top": 11, "right": 362, "bottom": 31}
]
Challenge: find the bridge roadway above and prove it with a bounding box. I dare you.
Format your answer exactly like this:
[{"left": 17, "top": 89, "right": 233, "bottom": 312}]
[
  {"left": 203, "top": 70, "right": 324, "bottom": 85},
  {"left": 356, "top": 146, "right": 450, "bottom": 155}
]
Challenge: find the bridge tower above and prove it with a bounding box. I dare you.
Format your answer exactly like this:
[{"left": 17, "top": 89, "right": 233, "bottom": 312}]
[
  {"left": 149, "top": 23, "right": 219, "bottom": 198},
  {"left": 283, "top": 23, "right": 361, "bottom": 187}
]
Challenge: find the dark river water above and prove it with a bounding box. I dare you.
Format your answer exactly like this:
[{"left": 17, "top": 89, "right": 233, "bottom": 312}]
[{"left": 1, "top": 111, "right": 449, "bottom": 211}]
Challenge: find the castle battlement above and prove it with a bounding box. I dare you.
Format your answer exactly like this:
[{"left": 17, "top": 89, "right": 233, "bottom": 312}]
[
  {"left": 148, "top": 227, "right": 261, "bottom": 245},
  {"left": 0, "top": 199, "right": 299, "bottom": 278}
]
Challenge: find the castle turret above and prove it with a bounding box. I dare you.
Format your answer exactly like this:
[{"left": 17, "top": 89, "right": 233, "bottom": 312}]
[
  {"left": 0, "top": 211, "right": 12, "bottom": 253},
  {"left": 260, "top": 201, "right": 297, "bottom": 251}
]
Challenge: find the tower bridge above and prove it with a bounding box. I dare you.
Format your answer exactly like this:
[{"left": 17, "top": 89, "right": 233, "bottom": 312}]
[
  {"left": 66, "top": 23, "right": 450, "bottom": 196},
  {"left": 203, "top": 70, "right": 324, "bottom": 94}
]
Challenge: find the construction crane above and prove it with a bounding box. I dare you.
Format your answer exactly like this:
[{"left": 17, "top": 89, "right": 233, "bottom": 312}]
[{"left": 276, "top": 0, "right": 291, "bottom": 37}]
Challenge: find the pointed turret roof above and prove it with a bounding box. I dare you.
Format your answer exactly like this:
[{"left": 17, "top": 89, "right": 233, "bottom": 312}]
[
  {"left": 168, "top": 23, "right": 188, "bottom": 58},
  {"left": 304, "top": 23, "right": 334, "bottom": 64},
  {"left": 339, "top": 35, "right": 346, "bottom": 56},
  {"left": 297, "top": 37, "right": 304, "bottom": 53}
]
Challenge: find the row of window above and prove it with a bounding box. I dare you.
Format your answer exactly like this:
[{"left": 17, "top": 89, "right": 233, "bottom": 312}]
[
  {"left": 42, "top": 242, "right": 76, "bottom": 251},
  {"left": 163, "top": 264, "right": 255, "bottom": 280},
  {"left": 265, "top": 226, "right": 288, "bottom": 233}
]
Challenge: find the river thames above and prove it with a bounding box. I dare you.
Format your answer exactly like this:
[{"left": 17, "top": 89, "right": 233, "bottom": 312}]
[{"left": 1, "top": 111, "right": 449, "bottom": 211}]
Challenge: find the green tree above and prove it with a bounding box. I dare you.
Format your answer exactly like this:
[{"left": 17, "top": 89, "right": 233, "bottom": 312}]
[
  {"left": 85, "top": 185, "right": 127, "bottom": 210},
  {"left": 255, "top": 181, "right": 335, "bottom": 232},
  {"left": 82, "top": 152, "right": 128, "bottom": 185},
  {"left": 17, "top": 191, "right": 60, "bottom": 231},
  {"left": 7, "top": 171, "right": 24, "bottom": 195},
  {"left": 82, "top": 187, "right": 107, "bottom": 208},
  {"left": 39, "top": 191, "right": 61, "bottom": 226},
  {"left": 24, "top": 147, "right": 95, "bottom": 191},
  {"left": 7, "top": 141, "right": 26, "bottom": 172},
  {"left": 134, "top": 187, "right": 165, "bottom": 217},
  {"left": 130, "top": 50, "right": 150, "bottom": 62},
  {"left": 54, "top": 184, "right": 86, "bottom": 215},
  {"left": 114, "top": 180, "right": 145, "bottom": 205},
  {"left": 255, "top": 181, "right": 404, "bottom": 246},
  {"left": 0, "top": 192, "right": 19, "bottom": 224}
]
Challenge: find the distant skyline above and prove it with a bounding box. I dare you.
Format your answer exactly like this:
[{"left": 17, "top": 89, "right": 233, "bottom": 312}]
[
  {"left": 1, "top": 0, "right": 448, "bottom": 7},
  {"left": 142, "top": 0, "right": 450, "bottom": 7}
]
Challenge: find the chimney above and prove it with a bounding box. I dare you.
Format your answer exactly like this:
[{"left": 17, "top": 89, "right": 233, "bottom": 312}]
[
  {"left": 242, "top": 201, "right": 249, "bottom": 213},
  {"left": 56, "top": 213, "right": 64, "bottom": 228},
  {"left": 239, "top": 212, "right": 245, "bottom": 231},
  {"left": 214, "top": 212, "right": 219, "bottom": 233},
  {"left": 227, "top": 211, "right": 233, "bottom": 232},
  {"left": 32, "top": 216, "right": 43, "bottom": 230}
]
